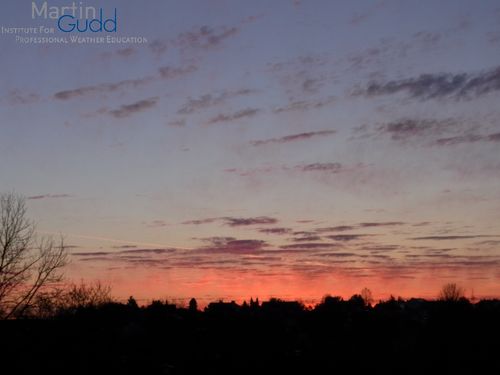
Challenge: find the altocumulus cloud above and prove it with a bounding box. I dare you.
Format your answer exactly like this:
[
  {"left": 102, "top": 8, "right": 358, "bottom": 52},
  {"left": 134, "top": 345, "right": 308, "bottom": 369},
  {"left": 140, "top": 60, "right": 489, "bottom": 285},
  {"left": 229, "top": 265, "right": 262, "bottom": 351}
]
[{"left": 357, "top": 65, "right": 500, "bottom": 100}]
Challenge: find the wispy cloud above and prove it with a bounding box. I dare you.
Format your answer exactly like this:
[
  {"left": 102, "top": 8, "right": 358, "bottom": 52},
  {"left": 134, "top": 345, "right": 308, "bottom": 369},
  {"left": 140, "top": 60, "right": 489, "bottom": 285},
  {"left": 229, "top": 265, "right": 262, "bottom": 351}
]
[
  {"left": 108, "top": 97, "right": 159, "bottom": 118},
  {"left": 207, "top": 108, "right": 260, "bottom": 124},
  {"left": 143, "top": 219, "right": 169, "bottom": 228},
  {"left": 198, "top": 237, "right": 267, "bottom": 254},
  {"left": 223, "top": 216, "right": 278, "bottom": 227},
  {"left": 251, "top": 130, "right": 336, "bottom": 146},
  {"left": 73, "top": 251, "right": 111, "bottom": 256},
  {"left": 224, "top": 165, "right": 282, "bottom": 177},
  {"left": 378, "top": 118, "right": 455, "bottom": 141},
  {"left": 181, "top": 218, "right": 218, "bottom": 225},
  {"left": 28, "top": 194, "right": 72, "bottom": 200},
  {"left": 174, "top": 25, "right": 239, "bottom": 50},
  {"left": 313, "top": 252, "right": 357, "bottom": 258},
  {"left": 100, "top": 47, "right": 136, "bottom": 59},
  {"left": 280, "top": 242, "right": 341, "bottom": 250},
  {"left": 266, "top": 53, "right": 329, "bottom": 73},
  {"left": 223, "top": 162, "right": 370, "bottom": 179},
  {"left": 475, "top": 240, "right": 500, "bottom": 247},
  {"left": 355, "top": 116, "right": 498, "bottom": 149},
  {"left": 168, "top": 118, "right": 186, "bottom": 127},
  {"left": 292, "top": 235, "right": 322, "bottom": 242},
  {"left": 181, "top": 216, "right": 278, "bottom": 227},
  {"left": 148, "top": 22, "right": 245, "bottom": 58},
  {"left": 198, "top": 236, "right": 237, "bottom": 246},
  {"left": 54, "top": 65, "right": 196, "bottom": 100},
  {"left": 302, "top": 77, "right": 323, "bottom": 93},
  {"left": 158, "top": 65, "right": 198, "bottom": 79},
  {"left": 6, "top": 89, "right": 40, "bottom": 105},
  {"left": 350, "top": 1, "right": 387, "bottom": 25},
  {"left": 118, "top": 248, "right": 176, "bottom": 254},
  {"left": 177, "top": 89, "right": 255, "bottom": 115},
  {"left": 258, "top": 227, "right": 293, "bottom": 235},
  {"left": 272, "top": 97, "right": 335, "bottom": 113},
  {"left": 345, "top": 31, "right": 441, "bottom": 73},
  {"left": 326, "top": 234, "right": 371, "bottom": 241},
  {"left": 435, "top": 132, "right": 500, "bottom": 146},
  {"left": 315, "top": 226, "right": 356, "bottom": 233},
  {"left": 410, "top": 235, "right": 498, "bottom": 240},
  {"left": 359, "top": 222, "right": 405, "bottom": 227},
  {"left": 179, "top": 94, "right": 223, "bottom": 114},
  {"left": 359, "top": 244, "right": 400, "bottom": 252},
  {"left": 296, "top": 162, "right": 343, "bottom": 173},
  {"left": 356, "top": 65, "right": 500, "bottom": 100},
  {"left": 54, "top": 75, "right": 156, "bottom": 100}
]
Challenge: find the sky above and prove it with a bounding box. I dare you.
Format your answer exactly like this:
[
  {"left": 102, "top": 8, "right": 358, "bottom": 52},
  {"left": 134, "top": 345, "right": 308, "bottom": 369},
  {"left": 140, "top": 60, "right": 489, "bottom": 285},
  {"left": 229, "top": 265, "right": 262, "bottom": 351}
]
[{"left": 1, "top": 0, "right": 500, "bottom": 305}]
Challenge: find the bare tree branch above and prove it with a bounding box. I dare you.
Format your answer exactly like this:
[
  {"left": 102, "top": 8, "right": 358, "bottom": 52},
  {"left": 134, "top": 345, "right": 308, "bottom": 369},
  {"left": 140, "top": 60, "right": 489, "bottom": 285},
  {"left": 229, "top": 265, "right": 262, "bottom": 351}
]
[
  {"left": 438, "top": 283, "right": 465, "bottom": 302},
  {"left": 0, "top": 193, "right": 68, "bottom": 319}
]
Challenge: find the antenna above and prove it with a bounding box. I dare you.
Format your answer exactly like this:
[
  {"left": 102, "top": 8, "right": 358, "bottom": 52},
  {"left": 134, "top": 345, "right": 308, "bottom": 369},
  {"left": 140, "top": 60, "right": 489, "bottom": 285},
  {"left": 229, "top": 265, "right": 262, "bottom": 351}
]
[{"left": 471, "top": 288, "right": 477, "bottom": 303}]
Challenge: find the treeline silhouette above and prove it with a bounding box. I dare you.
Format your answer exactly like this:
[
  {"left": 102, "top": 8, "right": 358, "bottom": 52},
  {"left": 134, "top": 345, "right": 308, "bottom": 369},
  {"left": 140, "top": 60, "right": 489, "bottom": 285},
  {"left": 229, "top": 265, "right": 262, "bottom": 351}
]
[{"left": 2, "top": 291, "right": 500, "bottom": 374}]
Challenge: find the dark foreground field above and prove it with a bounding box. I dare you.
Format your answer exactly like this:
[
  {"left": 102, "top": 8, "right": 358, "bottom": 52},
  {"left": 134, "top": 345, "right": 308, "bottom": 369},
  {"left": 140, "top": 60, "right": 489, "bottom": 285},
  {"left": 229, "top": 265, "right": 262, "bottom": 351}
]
[{"left": 2, "top": 296, "right": 500, "bottom": 374}]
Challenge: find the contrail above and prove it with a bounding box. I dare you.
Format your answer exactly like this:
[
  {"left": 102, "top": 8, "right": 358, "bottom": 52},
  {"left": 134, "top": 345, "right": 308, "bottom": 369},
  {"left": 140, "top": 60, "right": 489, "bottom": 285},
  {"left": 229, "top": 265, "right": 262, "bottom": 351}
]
[{"left": 36, "top": 230, "right": 194, "bottom": 250}]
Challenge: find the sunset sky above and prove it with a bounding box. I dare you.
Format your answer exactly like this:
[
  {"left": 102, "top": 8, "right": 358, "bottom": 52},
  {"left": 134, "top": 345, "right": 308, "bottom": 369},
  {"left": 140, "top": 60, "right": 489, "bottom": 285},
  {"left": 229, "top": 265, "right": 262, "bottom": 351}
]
[{"left": 1, "top": 0, "right": 500, "bottom": 305}]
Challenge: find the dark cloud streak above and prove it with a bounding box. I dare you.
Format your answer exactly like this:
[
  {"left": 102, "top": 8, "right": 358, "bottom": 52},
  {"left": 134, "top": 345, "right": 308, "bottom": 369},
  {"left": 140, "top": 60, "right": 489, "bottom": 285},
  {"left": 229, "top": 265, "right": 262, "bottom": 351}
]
[
  {"left": 251, "top": 130, "right": 336, "bottom": 146},
  {"left": 207, "top": 108, "right": 260, "bottom": 124},
  {"left": 411, "top": 235, "right": 498, "bottom": 240},
  {"left": 109, "top": 97, "right": 159, "bottom": 118},
  {"left": 54, "top": 65, "right": 196, "bottom": 100},
  {"left": 223, "top": 216, "right": 277, "bottom": 227},
  {"left": 357, "top": 65, "right": 500, "bottom": 100},
  {"left": 28, "top": 194, "right": 72, "bottom": 200},
  {"left": 182, "top": 216, "right": 278, "bottom": 227},
  {"left": 435, "top": 132, "right": 500, "bottom": 146},
  {"left": 296, "top": 162, "right": 343, "bottom": 173}
]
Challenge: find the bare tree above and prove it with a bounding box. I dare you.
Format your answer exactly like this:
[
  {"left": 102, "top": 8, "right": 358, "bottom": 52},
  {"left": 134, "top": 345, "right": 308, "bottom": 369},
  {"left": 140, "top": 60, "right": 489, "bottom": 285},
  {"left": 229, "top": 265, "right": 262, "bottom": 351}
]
[
  {"left": 60, "top": 280, "right": 113, "bottom": 311},
  {"left": 360, "top": 287, "right": 374, "bottom": 307},
  {"left": 438, "top": 283, "right": 465, "bottom": 302},
  {"left": 0, "top": 193, "right": 67, "bottom": 318},
  {"left": 30, "top": 280, "right": 113, "bottom": 317}
]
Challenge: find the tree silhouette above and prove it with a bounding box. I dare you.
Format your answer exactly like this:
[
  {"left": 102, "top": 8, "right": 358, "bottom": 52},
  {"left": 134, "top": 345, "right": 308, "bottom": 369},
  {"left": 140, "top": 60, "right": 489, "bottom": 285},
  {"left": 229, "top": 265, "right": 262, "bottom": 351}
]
[
  {"left": 189, "top": 297, "right": 198, "bottom": 312},
  {"left": 360, "top": 287, "right": 374, "bottom": 307},
  {"left": 60, "top": 280, "right": 113, "bottom": 311},
  {"left": 127, "top": 296, "right": 139, "bottom": 309},
  {"left": 438, "top": 283, "right": 465, "bottom": 302},
  {"left": 0, "top": 193, "right": 67, "bottom": 319}
]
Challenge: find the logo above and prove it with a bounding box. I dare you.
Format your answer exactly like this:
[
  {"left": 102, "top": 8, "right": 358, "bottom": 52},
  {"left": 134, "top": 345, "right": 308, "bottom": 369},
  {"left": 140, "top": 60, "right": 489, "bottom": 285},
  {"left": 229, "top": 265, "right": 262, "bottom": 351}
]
[{"left": 32, "top": 1, "right": 117, "bottom": 33}]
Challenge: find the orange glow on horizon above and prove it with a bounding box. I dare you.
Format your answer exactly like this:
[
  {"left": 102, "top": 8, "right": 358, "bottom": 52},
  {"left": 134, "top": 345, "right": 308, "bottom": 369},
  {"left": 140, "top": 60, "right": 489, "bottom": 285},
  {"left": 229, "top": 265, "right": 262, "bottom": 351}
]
[{"left": 67, "top": 263, "right": 500, "bottom": 308}]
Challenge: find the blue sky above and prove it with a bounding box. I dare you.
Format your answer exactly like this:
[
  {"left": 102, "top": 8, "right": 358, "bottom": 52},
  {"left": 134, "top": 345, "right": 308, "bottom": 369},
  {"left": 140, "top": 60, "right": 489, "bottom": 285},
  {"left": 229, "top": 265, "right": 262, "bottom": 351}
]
[{"left": 1, "top": 0, "right": 500, "bottom": 303}]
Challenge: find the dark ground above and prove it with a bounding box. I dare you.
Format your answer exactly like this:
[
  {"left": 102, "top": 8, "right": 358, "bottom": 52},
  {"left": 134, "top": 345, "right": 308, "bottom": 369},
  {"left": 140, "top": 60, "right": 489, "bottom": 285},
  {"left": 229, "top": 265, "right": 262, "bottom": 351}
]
[{"left": 2, "top": 296, "right": 500, "bottom": 374}]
